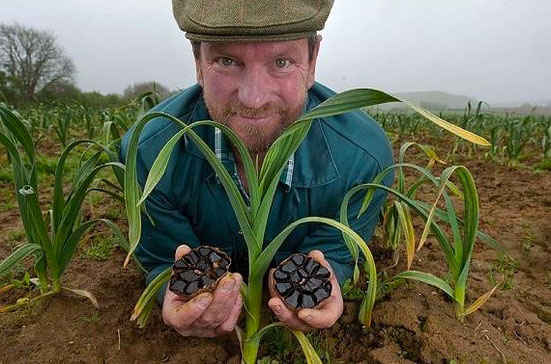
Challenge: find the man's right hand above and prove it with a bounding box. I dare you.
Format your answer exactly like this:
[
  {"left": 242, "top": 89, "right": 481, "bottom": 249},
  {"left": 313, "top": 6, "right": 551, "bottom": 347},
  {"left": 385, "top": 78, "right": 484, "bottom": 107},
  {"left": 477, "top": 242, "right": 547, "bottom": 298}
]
[{"left": 162, "top": 245, "right": 243, "bottom": 338}]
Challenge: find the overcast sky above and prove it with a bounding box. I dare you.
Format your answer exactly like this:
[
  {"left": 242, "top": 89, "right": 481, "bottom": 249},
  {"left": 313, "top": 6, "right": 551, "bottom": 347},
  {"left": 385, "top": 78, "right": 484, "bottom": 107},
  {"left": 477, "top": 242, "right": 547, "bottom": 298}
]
[{"left": 1, "top": 0, "right": 550, "bottom": 105}]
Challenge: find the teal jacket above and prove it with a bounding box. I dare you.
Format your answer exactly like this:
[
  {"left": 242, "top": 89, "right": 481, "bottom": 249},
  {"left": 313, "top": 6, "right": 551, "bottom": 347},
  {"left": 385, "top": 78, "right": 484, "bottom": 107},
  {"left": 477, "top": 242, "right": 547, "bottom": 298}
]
[{"left": 120, "top": 82, "right": 394, "bottom": 302}]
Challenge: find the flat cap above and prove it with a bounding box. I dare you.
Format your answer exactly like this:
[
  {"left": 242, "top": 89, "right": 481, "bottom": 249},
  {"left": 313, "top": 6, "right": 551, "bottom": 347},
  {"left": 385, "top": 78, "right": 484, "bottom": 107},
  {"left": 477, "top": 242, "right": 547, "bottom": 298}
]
[{"left": 172, "top": 0, "right": 334, "bottom": 42}]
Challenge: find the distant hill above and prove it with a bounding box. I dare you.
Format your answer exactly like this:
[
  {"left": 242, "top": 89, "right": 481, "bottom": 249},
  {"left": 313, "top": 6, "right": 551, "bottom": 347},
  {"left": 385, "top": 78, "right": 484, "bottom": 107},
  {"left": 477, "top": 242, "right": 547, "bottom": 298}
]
[
  {"left": 396, "top": 91, "right": 477, "bottom": 110},
  {"left": 370, "top": 91, "right": 477, "bottom": 112},
  {"left": 368, "top": 91, "right": 551, "bottom": 115}
]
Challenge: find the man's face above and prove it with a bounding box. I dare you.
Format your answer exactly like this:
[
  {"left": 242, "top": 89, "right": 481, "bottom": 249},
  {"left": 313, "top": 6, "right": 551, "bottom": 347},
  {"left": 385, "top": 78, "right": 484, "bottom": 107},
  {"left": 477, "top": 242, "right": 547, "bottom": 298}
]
[{"left": 195, "top": 38, "right": 320, "bottom": 154}]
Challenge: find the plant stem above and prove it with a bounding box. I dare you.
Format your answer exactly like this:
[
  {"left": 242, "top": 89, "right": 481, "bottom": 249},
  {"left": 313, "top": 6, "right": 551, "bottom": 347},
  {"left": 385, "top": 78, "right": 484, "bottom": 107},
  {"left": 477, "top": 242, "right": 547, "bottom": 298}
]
[
  {"left": 52, "top": 279, "right": 61, "bottom": 294},
  {"left": 0, "top": 290, "right": 55, "bottom": 313},
  {"left": 242, "top": 279, "right": 263, "bottom": 364},
  {"left": 36, "top": 268, "right": 49, "bottom": 294}
]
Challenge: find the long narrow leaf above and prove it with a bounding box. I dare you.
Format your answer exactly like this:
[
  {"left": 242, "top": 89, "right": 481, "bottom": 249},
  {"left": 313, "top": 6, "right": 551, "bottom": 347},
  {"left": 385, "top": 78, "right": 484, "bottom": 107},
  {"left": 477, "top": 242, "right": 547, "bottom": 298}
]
[
  {"left": 253, "top": 121, "right": 311, "bottom": 254},
  {"left": 290, "top": 330, "right": 323, "bottom": 364},
  {"left": 57, "top": 218, "right": 129, "bottom": 278},
  {"left": 137, "top": 121, "right": 259, "bottom": 214},
  {"left": 416, "top": 200, "right": 502, "bottom": 253},
  {"left": 0, "top": 105, "right": 35, "bottom": 160},
  {"left": 131, "top": 267, "right": 171, "bottom": 325},
  {"left": 394, "top": 201, "right": 416, "bottom": 270},
  {"left": 62, "top": 286, "right": 99, "bottom": 308},
  {"left": 0, "top": 131, "right": 39, "bottom": 247},
  {"left": 250, "top": 216, "right": 377, "bottom": 326},
  {"left": 295, "top": 89, "right": 489, "bottom": 146},
  {"left": 417, "top": 166, "right": 461, "bottom": 251},
  {"left": 53, "top": 140, "right": 99, "bottom": 231},
  {"left": 354, "top": 182, "right": 460, "bottom": 275},
  {"left": 86, "top": 187, "right": 125, "bottom": 204},
  {"left": 393, "top": 270, "right": 457, "bottom": 301},
  {"left": 124, "top": 113, "right": 258, "bottom": 267},
  {"left": 462, "top": 285, "right": 498, "bottom": 317},
  {"left": 0, "top": 244, "right": 43, "bottom": 277},
  {"left": 246, "top": 322, "right": 322, "bottom": 364},
  {"left": 137, "top": 129, "right": 186, "bottom": 206},
  {"left": 54, "top": 162, "right": 125, "bottom": 261}
]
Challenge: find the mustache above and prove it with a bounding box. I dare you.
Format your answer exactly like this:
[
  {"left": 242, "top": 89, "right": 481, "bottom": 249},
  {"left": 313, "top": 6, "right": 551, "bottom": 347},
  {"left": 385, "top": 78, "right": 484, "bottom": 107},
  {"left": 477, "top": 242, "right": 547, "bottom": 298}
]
[{"left": 222, "top": 101, "right": 287, "bottom": 119}]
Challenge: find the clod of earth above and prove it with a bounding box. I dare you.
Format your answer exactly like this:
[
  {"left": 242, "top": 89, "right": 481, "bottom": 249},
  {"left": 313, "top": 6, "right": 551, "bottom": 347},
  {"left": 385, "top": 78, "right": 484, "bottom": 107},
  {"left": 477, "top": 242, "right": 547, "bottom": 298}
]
[
  {"left": 273, "top": 253, "right": 332, "bottom": 310},
  {"left": 169, "top": 246, "right": 231, "bottom": 299}
]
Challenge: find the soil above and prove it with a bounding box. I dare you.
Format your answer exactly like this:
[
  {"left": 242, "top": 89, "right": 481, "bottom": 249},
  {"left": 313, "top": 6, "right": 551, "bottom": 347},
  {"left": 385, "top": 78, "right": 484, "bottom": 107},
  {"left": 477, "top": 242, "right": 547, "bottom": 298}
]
[{"left": 1, "top": 135, "right": 551, "bottom": 364}]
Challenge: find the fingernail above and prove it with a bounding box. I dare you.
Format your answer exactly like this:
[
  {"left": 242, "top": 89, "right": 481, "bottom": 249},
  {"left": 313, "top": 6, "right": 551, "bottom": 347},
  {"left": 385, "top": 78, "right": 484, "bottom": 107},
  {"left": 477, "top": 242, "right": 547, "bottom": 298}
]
[
  {"left": 222, "top": 280, "right": 234, "bottom": 293},
  {"left": 198, "top": 296, "right": 212, "bottom": 308},
  {"left": 273, "top": 304, "right": 282, "bottom": 313},
  {"left": 302, "top": 315, "right": 313, "bottom": 323}
]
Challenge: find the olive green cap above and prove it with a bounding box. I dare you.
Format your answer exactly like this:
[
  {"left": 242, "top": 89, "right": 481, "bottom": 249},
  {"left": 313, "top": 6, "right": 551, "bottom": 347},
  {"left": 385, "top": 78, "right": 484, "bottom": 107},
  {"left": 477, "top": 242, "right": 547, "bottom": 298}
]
[{"left": 172, "top": 0, "right": 334, "bottom": 42}]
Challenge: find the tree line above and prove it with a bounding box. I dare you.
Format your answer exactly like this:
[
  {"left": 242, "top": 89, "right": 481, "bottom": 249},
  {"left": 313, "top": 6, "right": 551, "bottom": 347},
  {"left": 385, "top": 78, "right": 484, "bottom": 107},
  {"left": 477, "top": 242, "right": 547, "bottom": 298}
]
[{"left": 0, "top": 23, "right": 172, "bottom": 108}]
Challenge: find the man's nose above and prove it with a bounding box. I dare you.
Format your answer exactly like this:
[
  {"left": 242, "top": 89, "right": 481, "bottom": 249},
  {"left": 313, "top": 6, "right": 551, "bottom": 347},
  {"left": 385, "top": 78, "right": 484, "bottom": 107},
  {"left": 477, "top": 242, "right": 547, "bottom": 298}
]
[{"left": 237, "top": 66, "right": 272, "bottom": 109}]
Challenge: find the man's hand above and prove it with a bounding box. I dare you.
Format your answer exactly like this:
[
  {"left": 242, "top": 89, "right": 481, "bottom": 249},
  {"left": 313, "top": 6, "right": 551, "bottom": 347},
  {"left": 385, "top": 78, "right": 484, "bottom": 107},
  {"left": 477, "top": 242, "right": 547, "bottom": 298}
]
[
  {"left": 268, "top": 250, "right": 344, "bottom": 331},
  {"left": 162, "top": 245, "right": 243, "bottom": 338}
]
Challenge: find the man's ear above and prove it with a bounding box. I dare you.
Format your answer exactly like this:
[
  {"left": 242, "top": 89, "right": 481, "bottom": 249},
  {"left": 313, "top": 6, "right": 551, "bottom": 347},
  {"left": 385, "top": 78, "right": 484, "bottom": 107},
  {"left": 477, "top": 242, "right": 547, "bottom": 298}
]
[
  {"left": 195, "top": 59, "right": 204, "bottom": 87},
  {"left": 307, "top": 35, "right": 322, "bottom": 89}
]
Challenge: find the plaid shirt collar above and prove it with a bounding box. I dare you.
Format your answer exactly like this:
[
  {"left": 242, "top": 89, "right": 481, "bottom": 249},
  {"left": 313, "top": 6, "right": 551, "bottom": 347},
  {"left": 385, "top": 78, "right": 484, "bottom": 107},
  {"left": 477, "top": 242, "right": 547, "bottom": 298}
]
[{"left": 214, "top": 127, "right": 295, "bottom": 196}]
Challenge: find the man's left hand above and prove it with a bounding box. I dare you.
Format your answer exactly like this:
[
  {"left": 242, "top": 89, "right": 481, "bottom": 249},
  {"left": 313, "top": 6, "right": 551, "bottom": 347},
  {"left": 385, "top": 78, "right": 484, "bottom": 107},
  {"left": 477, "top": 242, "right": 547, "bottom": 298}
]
[{"left": 268, "top": 250, "right": 343, "bottom": 331}]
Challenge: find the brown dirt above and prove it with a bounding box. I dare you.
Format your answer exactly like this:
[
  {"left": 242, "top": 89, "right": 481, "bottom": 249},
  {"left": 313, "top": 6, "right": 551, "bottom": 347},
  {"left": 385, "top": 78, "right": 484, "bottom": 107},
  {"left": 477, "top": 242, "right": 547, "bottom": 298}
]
[{"left": 1, "top": 139, "right": 551, "bottom": 363}]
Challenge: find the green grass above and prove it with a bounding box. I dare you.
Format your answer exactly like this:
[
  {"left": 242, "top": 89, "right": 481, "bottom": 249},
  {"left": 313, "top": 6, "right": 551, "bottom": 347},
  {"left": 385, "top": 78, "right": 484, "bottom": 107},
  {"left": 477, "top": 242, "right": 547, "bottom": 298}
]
[
  {"left": 7, "top": 229, "right": 25, "bottom": 240},
  {"left": 105, "top": 205, "right": 123, "bottom": 219},
  {"left": 0, "top": 263, "right": 26, "bottom": 286},
  {"left": 257, "top": 328, "right": 313, "bottom": 364},
  {"left": 534, "top": 158, "right": 551, "bottom": 171},
  {"left": 0, "top": 186, "right": 16, "bottom": 211},
  {"left": 6, "top": 228, "right": 26, "bottom": 249},
  {"left": 256, "top": 326, "right": 333, "bottom": 364},
  {"left": 87, "top": 192, "right": 104, "bottom": 205},
  {"left": 0, "top": 200, "right": 15, "bottom": 212},
  {"left": 36, "top": 153, "right": 81, "bottom": 180},
  {"left": 35, "top": 155, "right": 59, "bottom": 175},
  {"left": 488, "top": 254, "right": 518, "bottom": 290},
  {"left": 80, "top": 311, "right": 101, "bottom": 324},
  {"left": 81, "top": 236, "right": 117, "bottom": 261},
  {"left": 0, "top": 165, "right": 14, "bottom": 183}
]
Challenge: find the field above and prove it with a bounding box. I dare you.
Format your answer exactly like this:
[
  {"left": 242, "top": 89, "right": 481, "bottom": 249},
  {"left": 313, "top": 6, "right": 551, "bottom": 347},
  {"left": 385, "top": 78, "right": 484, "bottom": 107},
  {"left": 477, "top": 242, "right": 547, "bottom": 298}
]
[{"left": 1, "top": 100, "right": 551, "bottom": 363}]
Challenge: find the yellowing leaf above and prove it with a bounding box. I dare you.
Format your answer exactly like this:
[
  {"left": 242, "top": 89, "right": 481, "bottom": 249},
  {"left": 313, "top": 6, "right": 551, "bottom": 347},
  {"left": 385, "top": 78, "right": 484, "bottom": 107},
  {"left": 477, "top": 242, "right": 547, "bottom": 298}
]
[
  {"left": 462, "top": 285, "right": 498, "bottom": 317},
  {"left": 62, "top": 286, "right": 99, "bottom": 309}
]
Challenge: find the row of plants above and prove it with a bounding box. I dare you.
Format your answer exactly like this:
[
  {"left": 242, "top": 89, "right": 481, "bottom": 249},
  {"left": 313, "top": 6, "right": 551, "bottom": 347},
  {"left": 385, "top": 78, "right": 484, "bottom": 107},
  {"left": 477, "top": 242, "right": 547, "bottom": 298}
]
[
  {"left": 0, "top": 102, "right": 129, "bottom": 311},
  {"left": 0, "top": 91, "right": 159, "bottom": 306},
  {"left": 371, "top": 102, "right": 551, "bottom": 167},
  {"left": 1, "top": 88, "right": 503, "bottom": 363},
  {"left": 3, "top": 91, "right": 160, "bottom": 148}
]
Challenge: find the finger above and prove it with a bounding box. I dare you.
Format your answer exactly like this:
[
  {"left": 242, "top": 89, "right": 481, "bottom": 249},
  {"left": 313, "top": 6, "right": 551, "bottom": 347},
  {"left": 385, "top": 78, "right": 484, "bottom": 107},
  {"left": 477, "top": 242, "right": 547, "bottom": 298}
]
[
  {"left": 268, "top": 268, "right": 278, "bottom": 297},
  {"left": 297, "top": 295, "right": 343, "bottom": 329},
  {"left": 230, "top": 273, "right": 244, "bottom": 289},
  {"left": 197, "top": 273, "right": 242, "bottom": 327},
  {"left": 268, "top": 297, "right": 311, "bottom": 332},
  {"left": 163, "top": 292, "right": 213, "bottom": 328},
  {"left": 175, "top": 244, "right": 191, "bottom": 260},
  {"left": 216, "top": 293, "right": 243, "bottom": 333},
  {"left": 308, "top": 250, "right": 328, "bottom": 267}
]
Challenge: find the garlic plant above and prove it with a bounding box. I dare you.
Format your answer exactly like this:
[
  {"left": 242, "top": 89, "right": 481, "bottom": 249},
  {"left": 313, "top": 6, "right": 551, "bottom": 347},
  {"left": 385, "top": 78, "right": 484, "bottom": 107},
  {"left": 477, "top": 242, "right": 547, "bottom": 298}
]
[{"left": 125, "top": 88, "right": 489, "bottom": 364}]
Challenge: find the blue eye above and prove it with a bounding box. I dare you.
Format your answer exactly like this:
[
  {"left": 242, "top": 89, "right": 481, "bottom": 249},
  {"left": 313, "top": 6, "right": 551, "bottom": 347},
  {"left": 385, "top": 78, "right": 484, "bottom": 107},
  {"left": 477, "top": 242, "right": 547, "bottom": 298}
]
[{"left": 275, "top": 59, "right": 291, "bottom": 68}]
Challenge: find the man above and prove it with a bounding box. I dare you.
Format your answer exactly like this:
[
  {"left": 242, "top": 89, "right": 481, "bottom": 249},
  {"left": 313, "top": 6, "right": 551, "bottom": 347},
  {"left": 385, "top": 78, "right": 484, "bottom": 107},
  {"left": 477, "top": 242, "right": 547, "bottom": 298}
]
[{"left": 121, "top": 0, "right": 393, "bottom": 338}]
